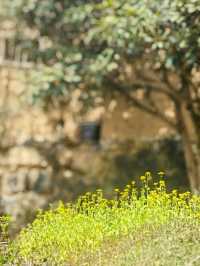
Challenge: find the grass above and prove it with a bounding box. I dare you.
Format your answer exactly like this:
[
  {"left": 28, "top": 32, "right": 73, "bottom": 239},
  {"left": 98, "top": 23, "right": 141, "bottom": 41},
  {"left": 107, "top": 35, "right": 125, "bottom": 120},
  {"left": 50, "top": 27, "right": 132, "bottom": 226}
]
[
  {"left": 1, "top": 172, "right": 200, "bottom": 265},
  {"left": 85, "top": 218, "right": 200, "bottom": 266}
]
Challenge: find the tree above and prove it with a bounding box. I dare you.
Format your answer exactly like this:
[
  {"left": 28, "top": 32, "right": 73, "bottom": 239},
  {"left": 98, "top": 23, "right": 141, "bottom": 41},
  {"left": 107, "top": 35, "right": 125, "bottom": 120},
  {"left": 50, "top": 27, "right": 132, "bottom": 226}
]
[{"left": 12, "top": 0, "right": 200, "bottom": 192}]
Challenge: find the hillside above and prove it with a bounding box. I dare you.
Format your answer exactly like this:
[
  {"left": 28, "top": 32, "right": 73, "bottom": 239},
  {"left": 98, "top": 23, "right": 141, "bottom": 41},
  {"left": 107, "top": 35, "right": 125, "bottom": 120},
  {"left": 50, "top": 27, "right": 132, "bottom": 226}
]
[{"left": 1, "top": 173, "right": 200, "bottom": 265}]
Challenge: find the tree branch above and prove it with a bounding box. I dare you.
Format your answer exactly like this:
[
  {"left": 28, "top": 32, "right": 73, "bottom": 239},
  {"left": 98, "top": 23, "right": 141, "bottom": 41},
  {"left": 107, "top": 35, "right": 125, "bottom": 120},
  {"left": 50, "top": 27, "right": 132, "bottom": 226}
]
[
  {"left": 134, "top": 69, "right": 180, "bottom": 101},
  {"left": 106, "top": 79, "right": 177, "bottom": 129},
  {"left": 131, "top": 80, "right": 178, "bottom": 101},
  {"left": 124, "top": 90, "right": 177, "bottom": 129}
]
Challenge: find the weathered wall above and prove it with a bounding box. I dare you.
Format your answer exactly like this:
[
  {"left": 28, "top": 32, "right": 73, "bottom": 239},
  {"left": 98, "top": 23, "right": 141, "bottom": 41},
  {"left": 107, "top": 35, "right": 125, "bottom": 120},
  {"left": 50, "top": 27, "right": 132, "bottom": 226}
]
[{"left": 0, "top": 65, "right": 176, "bottom": 232}]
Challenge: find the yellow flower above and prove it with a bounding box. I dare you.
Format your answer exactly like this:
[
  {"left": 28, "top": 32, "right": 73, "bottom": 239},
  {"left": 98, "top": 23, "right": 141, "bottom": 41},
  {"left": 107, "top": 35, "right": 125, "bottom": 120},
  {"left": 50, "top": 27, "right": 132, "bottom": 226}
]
[
  {"left": 158, "top": 171, "right": 165, "bottom": 178},
  {"left": 145, "top": 171, "right": 152, "bottom": 181},
  {"left": 131, "top": 181, "right": 136, "bottom": 186},
  {"left": 140, "top": 175, "right": 146, "bottom": 181}
]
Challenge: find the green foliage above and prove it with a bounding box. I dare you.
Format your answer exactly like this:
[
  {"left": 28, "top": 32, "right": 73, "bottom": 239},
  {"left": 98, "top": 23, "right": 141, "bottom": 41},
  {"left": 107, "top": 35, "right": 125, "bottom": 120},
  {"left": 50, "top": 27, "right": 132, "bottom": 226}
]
[
  {"left": 9, "top": 0, "right": 200, "bottom": 100},
  {"left": 94, "top": 137, "right": 188, "bottom": 194},
  {"left": 6, "top": 173, "right": 200, "bottom": 265},
  {"left": 0, "top": 215, "right": 11, "bottom": 237},
  {"left": 0, "top": 215, "right": 12, "bottom": 265}
]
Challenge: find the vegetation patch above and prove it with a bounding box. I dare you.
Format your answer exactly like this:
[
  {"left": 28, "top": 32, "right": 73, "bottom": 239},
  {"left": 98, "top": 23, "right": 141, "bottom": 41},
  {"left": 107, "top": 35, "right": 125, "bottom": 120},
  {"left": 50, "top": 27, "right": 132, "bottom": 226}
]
[
  {"left": 84, "top": 218, "right": 200, "bottom": 266},
  {"left": 2, "top": 172, "right": 200, "bottom": 265}
]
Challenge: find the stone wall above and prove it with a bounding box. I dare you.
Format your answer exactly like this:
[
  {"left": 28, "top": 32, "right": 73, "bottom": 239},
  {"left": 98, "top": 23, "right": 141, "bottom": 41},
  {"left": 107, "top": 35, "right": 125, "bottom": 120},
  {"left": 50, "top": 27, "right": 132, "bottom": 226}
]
[{"left": 0, "top": 65, "right": 175, "bottom": 232}]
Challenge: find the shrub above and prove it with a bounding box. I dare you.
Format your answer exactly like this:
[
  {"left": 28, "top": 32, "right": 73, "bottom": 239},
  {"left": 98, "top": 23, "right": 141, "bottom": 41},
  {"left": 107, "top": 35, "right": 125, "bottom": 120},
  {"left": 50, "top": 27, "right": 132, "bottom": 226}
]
[{"left": 7, "top": 173, "right": 200, "bottom": 265}]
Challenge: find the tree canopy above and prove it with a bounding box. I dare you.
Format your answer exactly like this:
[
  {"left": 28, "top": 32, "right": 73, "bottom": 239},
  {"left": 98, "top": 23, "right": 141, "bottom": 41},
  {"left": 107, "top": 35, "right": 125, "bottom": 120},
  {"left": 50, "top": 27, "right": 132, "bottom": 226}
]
[
  {"left": 10, "top": 1, "right": 200, "bottom": 103},
  {"left": 6, "top": 0, "right": 200, "bottom": 191}
]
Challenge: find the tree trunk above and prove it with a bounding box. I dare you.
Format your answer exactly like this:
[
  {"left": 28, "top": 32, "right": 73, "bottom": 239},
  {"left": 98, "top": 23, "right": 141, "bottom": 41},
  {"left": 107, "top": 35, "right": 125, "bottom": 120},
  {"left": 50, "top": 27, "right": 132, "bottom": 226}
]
[{"left": 176, "top": 100, "right": 200, "bottom": 193}]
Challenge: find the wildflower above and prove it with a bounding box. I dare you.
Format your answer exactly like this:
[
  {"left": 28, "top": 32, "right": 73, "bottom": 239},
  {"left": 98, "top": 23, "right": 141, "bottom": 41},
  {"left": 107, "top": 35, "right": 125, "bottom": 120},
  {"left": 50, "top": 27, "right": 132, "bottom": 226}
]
[
  {"left": 159, "top": 180, "right": 165, "bottom": 187},
  {"left": 131, "top": 181, "right": 135, "bottom": 186},
  {"left": 140, "top": 175, "right": 146, "bottom": 181},
  {"left": 158, "top": 171, "right": 165, "bottom": 179},
  {"left": 145, "top": 171, "right": 152, "bottom": 181}
]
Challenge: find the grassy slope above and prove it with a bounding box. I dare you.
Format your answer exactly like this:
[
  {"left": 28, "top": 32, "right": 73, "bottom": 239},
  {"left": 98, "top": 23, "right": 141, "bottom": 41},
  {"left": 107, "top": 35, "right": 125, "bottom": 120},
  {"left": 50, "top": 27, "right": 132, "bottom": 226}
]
[
  {"left": 3, "top": 176, "right": 200, "bottom": 265},
  {"left": 82, "top": 219, "right": 200, "bottom": 266}
]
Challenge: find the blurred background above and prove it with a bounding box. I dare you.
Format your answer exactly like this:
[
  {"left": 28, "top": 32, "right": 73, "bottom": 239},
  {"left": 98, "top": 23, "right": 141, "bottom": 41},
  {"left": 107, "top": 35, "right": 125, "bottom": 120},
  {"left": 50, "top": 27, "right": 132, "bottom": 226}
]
[{"left": 1, "top": 0, "right": 199, "bottom": 234}]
